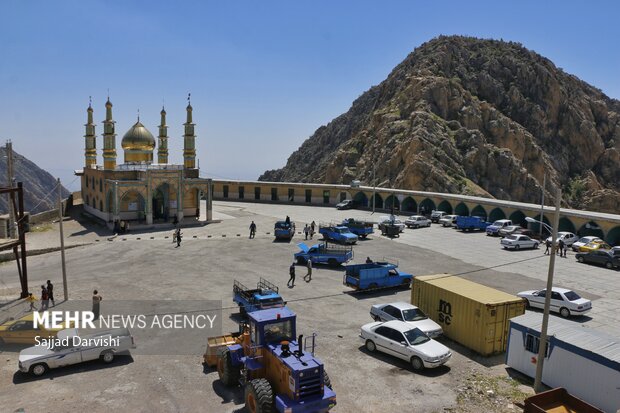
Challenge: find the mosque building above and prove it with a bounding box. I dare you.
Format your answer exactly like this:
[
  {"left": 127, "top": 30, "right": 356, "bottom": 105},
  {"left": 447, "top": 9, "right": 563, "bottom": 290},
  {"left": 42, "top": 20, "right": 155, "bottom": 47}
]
[{"left": 76, "top": 96, "right": 212, "bottom": 227}]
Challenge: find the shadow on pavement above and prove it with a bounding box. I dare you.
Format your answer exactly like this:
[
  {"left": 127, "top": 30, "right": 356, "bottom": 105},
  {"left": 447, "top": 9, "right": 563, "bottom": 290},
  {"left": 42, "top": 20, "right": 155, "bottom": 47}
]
[
  {"left": 357, "top": 345, "right": 451, "bottom": 377},
  {"left": 12, "top": 354, "right": 134, "bottom": 383}
]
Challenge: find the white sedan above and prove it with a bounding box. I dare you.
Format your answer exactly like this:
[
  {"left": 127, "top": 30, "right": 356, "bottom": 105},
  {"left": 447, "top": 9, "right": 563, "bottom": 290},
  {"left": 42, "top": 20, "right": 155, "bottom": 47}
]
[
  {"left": 546, "top": 232, "right": 579, "bottom": 247},
  {"left": 571, "top": 236, "right": 602, "bottom": 252},
  {"left": 439, "top": 215, "right": 458, "bottom": 227},
  {"left": 360, "top": 320, "right": 451, "bottom": 370},
  {"left": 498, "top": 225, "right": 522, "bottom": 237},
  {"left": 370, "top": 302, "right": 442, "bottom": 337},
  {"left": 500, "top": 234, "right": 539, "bottom": 250},
  {"left": 405, "top": 215, "right": 431, "bottom": 229},
  {"left": 517, "top": 287, "right": 592, "bottom": 318}
]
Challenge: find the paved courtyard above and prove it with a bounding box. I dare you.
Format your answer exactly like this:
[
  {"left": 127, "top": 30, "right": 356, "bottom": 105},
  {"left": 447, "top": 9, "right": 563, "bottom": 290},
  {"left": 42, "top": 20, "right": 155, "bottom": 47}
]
[{"left": 0, "top": 201, "right": 617, "bottom": 412}]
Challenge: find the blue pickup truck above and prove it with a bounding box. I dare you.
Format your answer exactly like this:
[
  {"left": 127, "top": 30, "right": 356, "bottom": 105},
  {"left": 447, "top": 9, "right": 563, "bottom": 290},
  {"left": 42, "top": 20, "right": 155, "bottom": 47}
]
[
  {"left": 343, "top": 262, "right": 413, "bottom": 290},
  {"left": 455, "top": 216, "right": 490, "bottom": 232},
  {"left": 233, "top": 278, "right": 285, "bottom": 315},
  {"left": 341, "top": 218, "right": 374, "bottom": 239},
  {"left": 486, "top": 219, "right": 513, "bottom": 236},
  {"left": 294, "top": 241, "right": 353, "bottom": 266},
  {"left": 319, "top": 225, "right": 359, "bottom": 244},
  {"left": 274, "top": 221, "right": 296, "bottom": 240}
]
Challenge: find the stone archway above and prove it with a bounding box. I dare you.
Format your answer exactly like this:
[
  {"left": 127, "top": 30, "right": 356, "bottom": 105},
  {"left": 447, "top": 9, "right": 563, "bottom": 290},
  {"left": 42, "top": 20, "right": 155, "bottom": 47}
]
[
  {"left": 489, "top": 208, "right": 506, "bottom": 223},
  {"left": 371, "top": 193, "right": 384, "bottom": 210},
  {"left": 385, "top": 195, "right": 400, "bottom": 211},
  {"left": 509, "top": 210, "right": 527, "bottom": 227},
  {"left": 437, "top": 200, "right": 453, "bottom": 214},
  {"left": 401, "top": 196, "right": 417, "bottom": 213},
  {"left": 577, "top": 221, "right": 605, "bottom": 239},
  {"left": 606, "top": 226, "right": 620, "bottom": 246},
  {"left": 353, "top": 192, "right": 369, "bottom": 208},
  {"left": 419, "top": 198, "right": 436, "bottom": 215},
  {"left": 471, "top": 205, "right": 487, "bottom": 220},
  {"left": 152, "top": 183, "right": 170, "bottom": 221},
  {"left": 558, "top": 217, "right": 577, "bottom": 234},
  {"left": 455, "top": 202, "right": 469, "bottom": 216},
  {"left": 120, "top": 190, "right": 146, "bottom": 217}
]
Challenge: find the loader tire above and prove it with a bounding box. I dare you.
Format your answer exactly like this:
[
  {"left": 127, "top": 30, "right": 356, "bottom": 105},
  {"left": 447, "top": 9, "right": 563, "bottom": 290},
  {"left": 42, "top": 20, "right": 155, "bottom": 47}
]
[
  {"left": 245, "top": 378, "right": 274, "bottom": 413},
  {"left": 217, "top": 348, "right": 240, "bottom": 387}
]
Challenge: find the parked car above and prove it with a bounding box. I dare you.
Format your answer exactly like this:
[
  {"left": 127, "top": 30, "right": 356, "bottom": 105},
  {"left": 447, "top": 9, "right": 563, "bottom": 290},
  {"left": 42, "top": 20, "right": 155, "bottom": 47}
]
[
  {"left": 319, "top": 225, "right": 359, "bottom": 244},
  {"left": 0, "top": 314, "right": 70, "bottom": 345},
  {"left": 336, "top": 199, "right": 356, "bottom": 210},
  {"left": 405, "top": 215, "right": 431, "bottom": 229},
  {"left": 430, "top": 210, "right": 447, "bottom": 223},
  {"left": 341, "top": 218, "right": 374, "bottom": 238},
  {"left": 294, "top": 241, "right": 353, "bottom": 266},
  {"left": 513, "top": 228, "right": 543, "bottom": 241},
  {"left": 369, "top": 302, "right": 443, "bottom": 337},
  {"left": 578, "top": 241, "right": 612, "bottom": 253},
  {"left": 546, "top": 232, "right": 579, "bottom": 247},
  {"left": 274, "top": 221, "right": 295, "bottom": 240},
  {"left": 517, "top": 287, "right": 592, "bottom": 318},
  {"left": 360, "top": 320, "right": 451, "bottom": 371},
  {"left": 378, "top": 216, "right": 405, "bottom": 233},
  {"left": 486, "top": 219, "right": 513, "bottom": 236},
  {"left": 18, "top": 328, "right": 136, "bottom": 376},
  {"left": 343, "top": 262, "right": 413, "bottom": 290},
  {"left": 438, "top": 215, "right": 458, "bottom": 227},
  {"left": 576, "top": 250, "right": 620, "bottom": 269},
  {"left": 498, "top": 225, "right": 522, "bottom": 237},
  {"left": 571, "top": 236, "right": 603, "bottom": 252},
  {"left": 500, "top": 234, "right": 539, "bottom": 250}
]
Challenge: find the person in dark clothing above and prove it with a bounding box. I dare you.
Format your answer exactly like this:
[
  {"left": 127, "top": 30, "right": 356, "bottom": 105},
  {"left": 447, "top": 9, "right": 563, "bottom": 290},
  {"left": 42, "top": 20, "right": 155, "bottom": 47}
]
[
  {"left": 366, "top": 257, "right": 373, "bottom": 264},
  {"left": 92, "top": 290, "right": 102, "bottom": 320},
  {"left": 544, "top": 239, "right": 551, "bottom": 255},
  {"left": 557, "top": 239, "right": 564, "bottom": 256},
  {"left": 39, "top": 285, "right": 49, "bottom": 311},
  {"left": 175, "top": 228, "right": 182, "bottom": 247},
  {"left": 285, "top": 216, "right": 291, "bottom": 226},
  {"left": 46, "top": 280, "right": 55, "bottom": 307},
  {"left": 249, "top": 221, "right": 257, "bottom": 239},
  {"left": 288, "top": 263, "right": 296, "bottom": 287},
  {"left": 562, "top": 241, "right": 568, "bottom": 257}
]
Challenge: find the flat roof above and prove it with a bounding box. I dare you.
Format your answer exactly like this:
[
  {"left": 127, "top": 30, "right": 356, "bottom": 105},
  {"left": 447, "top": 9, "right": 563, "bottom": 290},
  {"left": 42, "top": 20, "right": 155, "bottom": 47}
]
[{"left": 415, "top": 274, "right": 523, "bottom": 305}]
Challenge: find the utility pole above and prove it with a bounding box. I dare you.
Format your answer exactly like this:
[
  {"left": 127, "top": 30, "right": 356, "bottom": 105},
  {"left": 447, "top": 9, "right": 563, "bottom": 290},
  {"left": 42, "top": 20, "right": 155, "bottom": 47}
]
[
  {"left": 58, "top": 178, "right": 68, "bottom": 301},
  {"left": 6, "top": 141, "right": 16, "bottom": 238},
  {"left": 372, "top": 162, "right": 376, "bottom": 214},
  {"left": 539, "top": 173, "right": 546, "bottom": 238},
  {"left": 534, "top": 187, "right": 562, "bottom": 393}
]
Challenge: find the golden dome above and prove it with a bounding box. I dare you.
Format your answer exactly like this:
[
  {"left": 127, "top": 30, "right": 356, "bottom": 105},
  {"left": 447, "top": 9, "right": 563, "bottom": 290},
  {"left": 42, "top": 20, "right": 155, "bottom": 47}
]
[{"left": 121, "top": 121, "right": 156, "bottom": 151}]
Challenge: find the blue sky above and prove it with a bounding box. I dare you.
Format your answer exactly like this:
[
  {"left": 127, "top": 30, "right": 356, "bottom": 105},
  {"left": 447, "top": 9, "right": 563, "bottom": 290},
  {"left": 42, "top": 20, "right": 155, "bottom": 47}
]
[{"left": 2, "top": 1, "right": 619, "bottom": 191}]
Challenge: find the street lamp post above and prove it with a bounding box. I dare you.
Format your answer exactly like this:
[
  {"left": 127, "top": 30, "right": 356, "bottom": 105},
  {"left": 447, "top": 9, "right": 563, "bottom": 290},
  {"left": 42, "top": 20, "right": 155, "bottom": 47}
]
[
  {"left": 531, "top": 187, "right": 562, "bottom": 393},
  {"left": 525, "top": 217, "right": 552, "bottom": 235}
]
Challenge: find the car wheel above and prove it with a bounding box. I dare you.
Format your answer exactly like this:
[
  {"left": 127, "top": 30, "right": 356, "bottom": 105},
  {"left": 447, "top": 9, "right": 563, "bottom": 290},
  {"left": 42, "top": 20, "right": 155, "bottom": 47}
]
[
  {"left": 606, "top": 261, "right": 613, "bottom": 269},
  {"left": 328, "top": 258, "right": 338, "bottom": 266},
  {"left": 533, "top": 243, "right": 539, "bottom": 249},
  {"left": 560, "top": 307, "right": 570, "bottom": 318},
  {"left": 410, "top": 356, "right": 424, "bottom": 371},
  {"left": 365, "top": 340, "right": 376, "bottom": 352},
  {"left": 577, "top": 256, "right": 585, "bottom": 263},
  {"left": 101, "top": 351, "right": 115, "bottom": 364},
  {"left": 524, "top": 299, "right": 530, "bottom": 308},
  {"left": 515, "top": 244, "right": 520, "bottom": 250},
  {"left": 30, "top": 363, "right": 48, "bottom": 377},
  {"left": 369, "top": 283, "right": 378, "bottom": 290}
]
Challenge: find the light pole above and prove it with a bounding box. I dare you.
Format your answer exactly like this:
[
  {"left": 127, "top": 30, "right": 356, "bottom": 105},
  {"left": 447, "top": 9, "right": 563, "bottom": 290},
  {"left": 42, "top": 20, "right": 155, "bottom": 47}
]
[
  {"left": 57, "top": 178, "right": 68, "bottom": 301},
  {"left": 532, "top": 187, "right": 562, "bottom": 393},
  {"left": 539, "top": 173, "right": 546, "bottom": 238},
  {"left": 525, "top": 217, "right": 552, "bottom": 235},
  {"left": 371, "top": 162, "right": 376, "bottom": 214}
]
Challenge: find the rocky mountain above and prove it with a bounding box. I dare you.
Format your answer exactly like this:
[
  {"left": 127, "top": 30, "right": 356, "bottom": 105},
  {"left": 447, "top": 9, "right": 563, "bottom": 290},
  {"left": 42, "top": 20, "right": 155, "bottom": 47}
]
[
  {"left": 0, "top": 146, "right": 70, "bottom": 215},
  {"left": 260, "top": 36, "right": 620, "bottom": 213}
]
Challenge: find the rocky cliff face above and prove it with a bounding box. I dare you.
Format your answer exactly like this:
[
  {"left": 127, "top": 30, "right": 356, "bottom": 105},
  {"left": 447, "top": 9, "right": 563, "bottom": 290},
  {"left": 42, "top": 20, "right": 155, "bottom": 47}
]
[
  {"left": 0, "top": 147, "right": 70, "bottom": 215},
  {"left": 260, "top": 36, "right": 620, "bottom": 212}
]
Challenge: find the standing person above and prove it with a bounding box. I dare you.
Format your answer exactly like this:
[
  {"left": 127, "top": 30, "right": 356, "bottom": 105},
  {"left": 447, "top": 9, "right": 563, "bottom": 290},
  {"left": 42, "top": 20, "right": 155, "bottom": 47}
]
[
  {"left": 92, "top": 290, "right": 102, "bottom": 320},
  {"left": 310, "top": 221, "right": 316, "bottom": 239},
  {"left": 562, "top": 241, "right": 568, "bottom": 257},
  {"left": 365, "top": 256, "right": 373, "bottom": 264},
  {"left": 304, "top": 258, "right": 313, "bottom": 282},
  {"left": 39, "top": 285, "right": 49, "bottom": 311},
  {"left": 46, "top": 280, "right": 55, "bottom": 307},
  {"left": 26, "top": 292, "right": 37, "bottom": 310},
  {"left": 557, "top": 239, "right": 564, "bottom": 256},
  {"left": 249, "top": 221, "right": 257, "bottom": 239},
  {"left": 303, "top": 224, "right": 310, "bottom": 240},
  {"left": 288, "top": 263, "right": 296, "bottom": 288},
  {"left": 285, "top": 215, "right": 291, "bottom": 226},
  {"left": 175, "top": 228, "right": 182, "bottom": 247},
  {"left": 544, "top": 239, "right": 551, "bottom": 255}
]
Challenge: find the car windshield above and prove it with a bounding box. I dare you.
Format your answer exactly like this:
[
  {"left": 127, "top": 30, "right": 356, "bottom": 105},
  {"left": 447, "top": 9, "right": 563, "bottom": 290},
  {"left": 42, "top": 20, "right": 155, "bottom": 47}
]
[
  {"left": 275, "top": 222, "right": 289, "bottom": 228},
  {"left": 403, "top": 328, "right": 431, "bottom": 346},
  {"left": 263, "top": 320, "right": 293, "bottom": 343},
  {"left": 336, "top": 227, "right": 351, "bottom": 234},
  {"left": 563, "top": 291, "right": 581, "bottom": 301},
  {"left": 402, "top": 308, "right": 428, "bottom": 321},
  {"left": 492, "top": 221, "right": 503, "bottom": 226}
]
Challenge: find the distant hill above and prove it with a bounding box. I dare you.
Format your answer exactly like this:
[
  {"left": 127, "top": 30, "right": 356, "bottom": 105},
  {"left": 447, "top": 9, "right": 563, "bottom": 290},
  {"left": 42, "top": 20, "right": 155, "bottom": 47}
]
[
  {"left": 260, "top": 36, "right": 620, "bottom": 213},
  {"left": 0, "top": 147, "right": 70, "bottom": 215}
]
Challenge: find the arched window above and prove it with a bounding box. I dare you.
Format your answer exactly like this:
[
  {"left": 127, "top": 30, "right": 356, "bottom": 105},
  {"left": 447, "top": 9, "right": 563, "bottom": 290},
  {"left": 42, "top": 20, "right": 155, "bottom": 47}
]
[
  {"left": 85, "top": 195, "right": 90, "bottom": 205},
  {"left": 99, "top": 178, "right": 103, "bottom": 192},
  {"left": 99, "top": 200, "right": 103, "bottom": 211}
]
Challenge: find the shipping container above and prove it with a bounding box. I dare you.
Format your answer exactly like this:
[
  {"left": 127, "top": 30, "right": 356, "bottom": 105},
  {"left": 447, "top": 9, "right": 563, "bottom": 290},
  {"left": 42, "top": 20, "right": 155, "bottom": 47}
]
[{"left": 411, "top": 274, "right": 525, "bottom": 356}]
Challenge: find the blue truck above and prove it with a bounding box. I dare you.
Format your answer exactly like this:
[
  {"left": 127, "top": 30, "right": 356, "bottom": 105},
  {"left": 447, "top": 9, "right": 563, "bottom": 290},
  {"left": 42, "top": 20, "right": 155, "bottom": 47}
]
[
  {"left": 455, "top": 216, "right": 490, "bottom": 232},
  {"left": 205, "top": 307, "right": 337, "bottom": 413},
  {"left": 233, "top": 278, "right": 285, "bottom": 315},
  {"left": 486, "top": 219, "right": 513, "bottom": 236},
  {"left": 294, "top": 241, "right": 353, "bottom": 266},
  {"left": 343, "top": 262, "right": 413, "bottom": 290},
  {"left": 318, "top": 225, "right": 358, "bottom": 244},
  {"left": 275, "top": 221, "right": 296, "bottom": 240},
  {"left": 341, "top": 218, "right": 374, "bottom": 239}
]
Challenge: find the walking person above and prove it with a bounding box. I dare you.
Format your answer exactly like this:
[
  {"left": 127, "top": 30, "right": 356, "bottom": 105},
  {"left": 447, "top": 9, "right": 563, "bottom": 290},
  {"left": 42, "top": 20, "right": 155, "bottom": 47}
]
[
  {"left": 46, "top": 280, "right": 55, "bottom": 307},
  {"left": 310, "top": 221, "right": 316, "bottom": 239},
  {"left": 544, "top": 239, "right": 551, "bottom": 255},
  {"left": 92, "top": 290, "right": 102, "bottom": 320},
  {"left": 303, "top": 224, "right": 310, "bottom": 240},
  {"left": 39, "top": 285, "right": 49, "bottom": 311},
  {"left": 175, "top": 228, "right": 182, "bottom": 247},
  {"left": 304, "top": 258, "right": 313, "bottom": 282},
  {"left": 557, "top": 239, "right": 565, "bottom": 256},
  {"left": 288, "top": 262, "right": 296, "bottom": 288},
  {"left": 562, "top": 241, "right": 568, "bottom": 258},
  {"left": 26, "top": 292, "right": 37, "bottom": 310},
  {"left": 249, "top": 221, "right": 257, "bottom": 239}
]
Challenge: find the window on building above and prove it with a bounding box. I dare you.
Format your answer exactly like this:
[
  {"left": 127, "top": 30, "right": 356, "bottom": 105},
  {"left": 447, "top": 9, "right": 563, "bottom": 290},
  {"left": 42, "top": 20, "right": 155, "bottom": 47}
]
[
  {"left": 99, "top": 178, "right": 103, "bottom": 192},
  {"left": 223, "top": 185, "right": 229, "bottom": 199},
  {"left": 525, "top": 333, "right": 549, "bottom": 356},
  {"left": 254, "top": 187, "right": 261, "bottom": 200},
  {"left": 91, "top": 177, "right": 95, "bottom": 188},
  {"left": 99, "top": 200, "right": 103, "bottom": 211},
  {"left": 305, "top": 189, "right": 312, "bottom": 203},
  {"left": 323, "top": 190, "right": 330, "bottom": 204},
  {"left": 239, "top": 186, "right": 244, "bottom": 199},
  {"left": 85, "top": 195, "right": 89, "bottom": 205},
  {"left": 271, "top": 188, "right": 278, "bottom": 201},
  {"left": 288, "top": 188, "right": 294, "bottom": 202}
]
